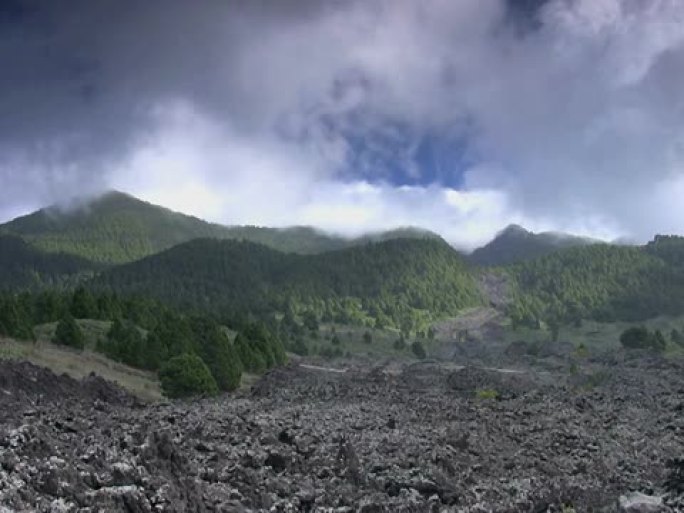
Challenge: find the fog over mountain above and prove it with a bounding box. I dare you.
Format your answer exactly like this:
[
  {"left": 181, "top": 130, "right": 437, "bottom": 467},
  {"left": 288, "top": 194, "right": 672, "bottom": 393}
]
[{"left": 2, "top": 0, "right": 684, "bottom": 249}]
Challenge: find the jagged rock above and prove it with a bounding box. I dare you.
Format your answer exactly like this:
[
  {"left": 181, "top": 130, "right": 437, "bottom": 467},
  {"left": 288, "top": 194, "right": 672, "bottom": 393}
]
[
  {"left": 0, "top": 359, "right": 682, "bottom": 512},
  {"left": 264, "top": 452, "right": 288, "bottom": 473},
  {"left": 619, "top": 492, "right": 668, "bottom": 512}
]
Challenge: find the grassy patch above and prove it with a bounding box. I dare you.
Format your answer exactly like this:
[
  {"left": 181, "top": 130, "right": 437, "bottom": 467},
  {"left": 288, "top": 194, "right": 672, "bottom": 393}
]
[
  {"left": 475, "top": 388, "right": 499, "bottom": 400},
  {"left": 502, "top": 314, "right": 684, "bottom": 356},
  {"left": 35, "top": 319, "right": 115, "bottom": 349},
  {"left": 305, "top": 324, "right": 437, "bottom": 361},
  {"left": 0, "top": 336, "right": 161, "bottom": 402}
]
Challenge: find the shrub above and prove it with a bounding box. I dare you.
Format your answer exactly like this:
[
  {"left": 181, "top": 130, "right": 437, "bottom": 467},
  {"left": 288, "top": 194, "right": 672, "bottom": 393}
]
[
  {"left": 159, "top": 353, "right": 218, "bottom": 398},
  {"left": 191, "top": 317, "right": 242, "bottom": 391},
  {"left": 620, "top": 326, "right": 650, "bottom": 349},
  {"left": 574, "top": 342, "right": 588, "bottom": 358},
  {"left": 411, "top": 340, "right": 426, "bottom": 359},
  {"left": 363, "top": 331, "right": 373, "bottom": 344},
  {"left": 235, "top": 333, "right": 267, "bottom": 373},
  {"left": 619, "top": 326, "right": 666, "bottom": 352},
  {"left": 476, "top": 389, "right": 499, "bottom": 400},
  {"left": 53, "top": 314, "right": 85, "bottom": 350},
  {"left": 319, "top": 346, "right": 343, "bottom": 359},
  {"left": 101, "top": 317, "right": 144, "bottom": 367},
  {"left": 289, "top": 338, "right": 309, "bottom": 356}
]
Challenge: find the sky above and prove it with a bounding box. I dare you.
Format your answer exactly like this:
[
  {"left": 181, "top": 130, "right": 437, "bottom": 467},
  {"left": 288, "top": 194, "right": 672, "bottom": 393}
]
[{"left": 1, "top": 0, "right": 684, "bottom": 249}]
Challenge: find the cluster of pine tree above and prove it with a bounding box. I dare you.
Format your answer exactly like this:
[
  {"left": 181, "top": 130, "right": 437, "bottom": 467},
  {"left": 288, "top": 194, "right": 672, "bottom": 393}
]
[
  {"left": 92, "top": 238, "right": 483, "bottom": 333},
  {"left": 506, "top": 242, "right": 684, "bottom": 330},
  {"left": 0, "top": 287, "right": 287, "bottom": 397}
]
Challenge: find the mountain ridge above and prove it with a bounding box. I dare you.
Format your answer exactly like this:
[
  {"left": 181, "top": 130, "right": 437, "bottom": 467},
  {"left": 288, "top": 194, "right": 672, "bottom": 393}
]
[
  {"left": 91, "top": 236, "right": 484, "bottom": 331},
  {"left": 0, "top": 191, "right": 441, "bottom": 264},
  {"left": 469, "top": 223, "right": 601, "bottom": 266}
]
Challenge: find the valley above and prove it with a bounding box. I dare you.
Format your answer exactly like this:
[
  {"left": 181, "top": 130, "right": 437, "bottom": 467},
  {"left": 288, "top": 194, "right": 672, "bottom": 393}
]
[{"left": 0, "top": 192, "right": 683, "bottom": 512}]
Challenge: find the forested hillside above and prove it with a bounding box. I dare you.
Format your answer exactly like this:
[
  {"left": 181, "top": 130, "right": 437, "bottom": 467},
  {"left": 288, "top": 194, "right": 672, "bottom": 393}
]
[
  {"left": 506, "top": 241, "right": 684, "bottom": 327},
  {"left": 5, "top": 189, "right": 684, "bottom": 337},
  {"left": 0, "top": 191, "right": 439, "bottom": 264},
  {"left": 91, "top": 238, "right": 484, "bottom": 332},
  {"left": 470, "top": 224, "right": 598, "bottom": 266},
  {"left": 0, "top": 191, "right": 235, "bottom": 264},
  {"left": 0, "top": 288, "right": 286, "bottom": 396},
  {"left": 0, "top": 235, "right": 99, "bottom": 290}
]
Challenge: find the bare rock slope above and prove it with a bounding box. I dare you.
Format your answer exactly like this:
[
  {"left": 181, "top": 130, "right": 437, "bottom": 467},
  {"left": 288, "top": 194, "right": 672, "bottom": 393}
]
[{"left": 0, "top": 359, "right": 683, "bottom": 512}]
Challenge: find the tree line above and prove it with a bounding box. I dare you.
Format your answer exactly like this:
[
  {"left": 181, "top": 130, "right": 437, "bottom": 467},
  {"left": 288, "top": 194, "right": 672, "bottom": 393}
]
[
  {"left": 506, "top": 242, "right": 684, "bottom": 332},
  {"left": 91, "top": 237, "right": 484, "bottom": 334},
  {"left": 0, "top": 287, "right": 286, "bottom": 398}
]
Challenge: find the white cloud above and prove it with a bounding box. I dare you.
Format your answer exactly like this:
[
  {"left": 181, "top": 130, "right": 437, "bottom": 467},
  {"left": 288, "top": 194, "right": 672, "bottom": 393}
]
[{"left": 2, "top": 0, "right": 684, "bottom": 248}]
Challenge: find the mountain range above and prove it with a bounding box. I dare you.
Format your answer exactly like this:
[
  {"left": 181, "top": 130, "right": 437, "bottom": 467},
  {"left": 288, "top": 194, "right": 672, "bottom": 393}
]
[
  {"left": 0, "top": 191, "right": 439, "bottom": 265},
  {"left": 469, "top": 224, "right": 600, "bottom": 266},
  {"left": 2, "top": 190, "right": 684, "bottom": 330}
]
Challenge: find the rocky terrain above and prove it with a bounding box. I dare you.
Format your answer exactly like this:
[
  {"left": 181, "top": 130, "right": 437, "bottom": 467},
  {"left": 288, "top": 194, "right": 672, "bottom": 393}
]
[{"left": 0, "top": 356, "right": 683, "bottom": 512}]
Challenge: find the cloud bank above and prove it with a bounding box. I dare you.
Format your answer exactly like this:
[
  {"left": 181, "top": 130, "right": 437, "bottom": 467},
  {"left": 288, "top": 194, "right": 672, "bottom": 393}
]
[{"left": 1, "top": 0, "right": 683, "bottom": 248}]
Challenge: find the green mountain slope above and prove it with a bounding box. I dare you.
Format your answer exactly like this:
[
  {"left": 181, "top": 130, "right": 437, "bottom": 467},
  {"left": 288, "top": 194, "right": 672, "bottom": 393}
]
[
  {"left": 470, "top": 224, "right": 599, "bottom": 266},
  {"left": 0, "top": 191, "right": 439, "bottom": 264},
  {"left": 0, "top": 235, "right": 99, "bottom": 290},
  {"left": 0, "top": 191, "right": 235, "bottom": 264},
  {"left": 91, "top": 238, "right": 484, "bottom": 330},
  {"left": 507, "top": 240, "right": 684, "bottom": 325}
]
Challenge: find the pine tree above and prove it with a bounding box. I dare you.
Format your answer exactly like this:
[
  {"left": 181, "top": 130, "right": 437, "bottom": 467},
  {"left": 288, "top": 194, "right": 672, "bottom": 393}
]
[
  {"left": 53, "top": 314, "right": 85, "bottom": 350},
  {"left": 70, "top": 287, "right": 98, "bottom": 319},
  {"left": 411, "top": 340, "right": 427, "bottom": 360},
  {"left": 191, "top": 317, "right": 242, "bottom": 391},
  {"left": 0, "top": 298, "right": 34, "bottom": 341},
  {"left": 102, "top": 317, "right": 144, "bottom": 367},
  {"left": 234, "top": 333, "right": 267, "bottom": 373},
  {"left": 159, "top": 353, "right": 219, "bottom": 398}
]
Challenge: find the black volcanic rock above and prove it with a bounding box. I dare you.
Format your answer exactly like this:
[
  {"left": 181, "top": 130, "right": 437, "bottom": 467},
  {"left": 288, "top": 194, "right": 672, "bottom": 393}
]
[{"left": 0, "top": 358, "right": 682, "bottom": 511}]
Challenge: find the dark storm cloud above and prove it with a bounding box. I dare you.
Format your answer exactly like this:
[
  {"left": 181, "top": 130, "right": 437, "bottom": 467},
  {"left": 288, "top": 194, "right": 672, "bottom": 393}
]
[{"left": 1, "top": 0, "right": 684, "bottom": 247}]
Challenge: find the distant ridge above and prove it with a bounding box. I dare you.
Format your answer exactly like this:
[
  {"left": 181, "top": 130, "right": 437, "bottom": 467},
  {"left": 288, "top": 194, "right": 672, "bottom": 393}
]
[
  {"left": 469, "top": 224, "right": 599, "bottom": 266},
  {"left": 0, "top": 191, "right": 441, "bottom": 265},
  {"left": 0, "top": 234, "right": 99, "bottom": 289},
  {"left": 91, "top": 236, "right": 483, "bottom": 328}
]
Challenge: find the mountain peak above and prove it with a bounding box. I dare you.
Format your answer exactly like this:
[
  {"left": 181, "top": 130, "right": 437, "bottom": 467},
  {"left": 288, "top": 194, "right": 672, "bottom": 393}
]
[
  {"left": 498, "top": 224, "right": 532, "bottom": 237},
  {"left": 0, "top": 192, "right": 444, "bottom": 265},
  {"left": 470, "top": 224, "right": 598, "bottom": 266}
]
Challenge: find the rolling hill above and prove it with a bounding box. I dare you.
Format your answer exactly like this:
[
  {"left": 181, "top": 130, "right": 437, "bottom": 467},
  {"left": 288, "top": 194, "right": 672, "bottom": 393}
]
[
  {"left": 91, "top": 237, "right": 484, "bottom": 330},
  {"left": 0, "top": 235, "right": 100, "bottom": 290},
  {"left": 506, "top": 239, "right": 684, "bottom": 326},
  {"left": 469, "top": 224, "right": 599, "bottom": 266},
  {"left": 0, "top": 191, "right": 440, "bottom": 264}
]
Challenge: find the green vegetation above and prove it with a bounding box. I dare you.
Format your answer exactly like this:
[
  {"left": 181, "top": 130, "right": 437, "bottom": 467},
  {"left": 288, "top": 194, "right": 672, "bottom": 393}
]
[
  {"left": 9, "top": 191, "right": 684, "bottom": 397},
  {"left": 0, "top": 235, "right": 97, "bottom": 290},
  {"left": 411, "top": 340, "right": 427, "bottom": 359},
  {"left": 92, "top": 237, "right": 483, "bottom": 332},
  {"left": 0, "top": 191, "right": 240, "bottom": 265},
  {"left": 192, "top": 317, "right": 242, "bottom": 391},
  {"left": 0, "top": 289, "right": 287, "bottom": 398},
  {"left": 619, "top": 326, "right": 666, "bottom": 352},
  {"left": 507, "top": 242, "right": 684, "bottom": 328},
  {"left": 0, "top": 191, "right": 439, "bottom": 264},
  {"left": 0, "top": 295, "right": 34, "bottom": 341},
  {"left": 53, "top": 314, "right": 85, "bottom": 350},
  {"left": 470, "top": 224, "right": 597, "bottom": 266},
  {"left": 159, "top": 353, "right": 219, "bottom": 398},
  {"left": 0, "top": 337, "right": 162, "bottom": 401},
  {"left": 475, "top": 389, "right": 499, "bottom": 400},
  {"left": 98, "top": 318, "right": 145, "bottom": 366}
]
